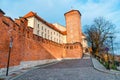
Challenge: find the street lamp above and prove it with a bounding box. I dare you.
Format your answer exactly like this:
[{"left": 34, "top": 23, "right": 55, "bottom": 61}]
[
  {"left": 109, "top": 35, "right": 115, "bottom": 66},
  {"left": 105, "top": 47, "right": 110, "bottom": 70},
  {"left": 6, "top": 36, "right": 13, "bottom": 76}
]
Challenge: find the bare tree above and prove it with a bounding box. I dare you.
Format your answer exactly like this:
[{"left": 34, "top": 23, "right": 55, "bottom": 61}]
[{"left": 85, "top": 17, "right": 116, "bottom": 56}]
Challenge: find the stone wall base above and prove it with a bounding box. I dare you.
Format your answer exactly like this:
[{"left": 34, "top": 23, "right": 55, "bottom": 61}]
[{"left": 0, "top": 59, "right": 62, "bottom": 75}]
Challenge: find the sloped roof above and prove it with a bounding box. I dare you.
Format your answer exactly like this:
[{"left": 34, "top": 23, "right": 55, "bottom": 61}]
[
  {"left": 64, "top": 10, "right": 81, "bottom": 16},
  {"left": 24, "top": 11, "right": 67, "bottom": 35}
]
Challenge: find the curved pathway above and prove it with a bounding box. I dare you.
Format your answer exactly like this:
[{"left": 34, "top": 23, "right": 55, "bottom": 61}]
[{"left": 12, "top": 55, "right": 120, "bottom": 80}]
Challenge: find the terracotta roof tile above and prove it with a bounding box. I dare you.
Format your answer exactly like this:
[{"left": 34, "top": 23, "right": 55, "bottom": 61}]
[{"left": 24, "top": 11, "right": 36, "bottom": 18}]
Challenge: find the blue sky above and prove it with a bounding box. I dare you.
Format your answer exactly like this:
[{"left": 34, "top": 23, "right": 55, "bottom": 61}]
[{"left": 0, "top": 0, "right": 120, "bottom": 54}]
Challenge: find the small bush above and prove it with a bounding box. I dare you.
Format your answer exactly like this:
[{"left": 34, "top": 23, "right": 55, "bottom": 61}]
[
  {"left": 111, "top": 64, "right": 117, "bottom": 70},
  {"left": 103, "top": 62, "right": 110, "bottom": 69}
]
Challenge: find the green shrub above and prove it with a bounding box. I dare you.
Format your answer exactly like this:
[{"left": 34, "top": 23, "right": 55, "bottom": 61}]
[
  {"left": 103, "top": 62, "right": 110, "bottom": 69},
  {"left": 110, "top": 64, "right": 117, "bottom": 70}
]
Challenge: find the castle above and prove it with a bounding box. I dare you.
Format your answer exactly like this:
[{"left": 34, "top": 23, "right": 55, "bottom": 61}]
[{"left": 0, "top": 9, "right": 88, "bottom": 75}]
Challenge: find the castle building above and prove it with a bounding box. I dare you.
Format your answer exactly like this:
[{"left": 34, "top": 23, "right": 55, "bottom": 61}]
[
  {"left": 24, "top": 12, "right": 67, "bottom": 44},
  {"left": 23, "top": 10, "right": 86, "bottom": 45},
  {"left": 0, "top": 9, "right": 88, "bottom": 75}
]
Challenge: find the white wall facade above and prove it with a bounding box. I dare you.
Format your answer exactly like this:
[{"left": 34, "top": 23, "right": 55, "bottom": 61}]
[
  {"left": 82, "top": 35, "right": 88, "bottom": 53},
  {"left": 27, "top": 17, "right": 66, "bottom": 44},
  {"left": 27, "top": 17, "right": 35, "bottom": 28},
  {"left": 53, "top": 23, "right": 66, "bottom": 31},
  {"left": 82, "top": 35, "right": 88, "bottom": 48},
  {"left": 53, "top": 23, "right": 67, "bottom": 43}
]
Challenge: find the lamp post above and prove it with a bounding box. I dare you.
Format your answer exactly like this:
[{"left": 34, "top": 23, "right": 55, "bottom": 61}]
[
  {"left": 109, "top": 36, "right": 115, "bottom": 66},
  {"left": 105, "top": 47, "right": 110, "bottom": 70},
  {"left": 6, "top": 36, "right": 13, "bottom": 76}
]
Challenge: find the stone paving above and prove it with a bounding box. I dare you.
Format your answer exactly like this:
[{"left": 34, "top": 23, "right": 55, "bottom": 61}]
[{"left": 11, "top": 56, "right": 120, "bottom": 80}]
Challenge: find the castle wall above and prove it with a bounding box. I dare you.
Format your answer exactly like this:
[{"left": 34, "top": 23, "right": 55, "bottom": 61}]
[
  {"left": 0, "top": 16, "right": 26, "bottom": 74},
  {"left": 0, "top": 10, "right": 83, "bottom": 75},
  {"left": 0, "top": 16, "right": 65, "bottom": 75},
  {"left": 65, "top": 43, "right": 83, "bottom": 59},
  {"left": 0, "top": 16, "right": 22, "bottom": 68}
]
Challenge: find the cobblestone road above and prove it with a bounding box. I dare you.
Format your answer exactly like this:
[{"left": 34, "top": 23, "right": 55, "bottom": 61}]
[{"left": 12, "top": 57, "right": 120, "bottom": 80}]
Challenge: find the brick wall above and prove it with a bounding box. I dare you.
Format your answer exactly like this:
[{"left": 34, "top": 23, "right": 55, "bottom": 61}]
[
  {"left": 65, "top": 43, "right": 83, "bottom": 58},
  {"left": 0, "top": 16, "right": 24, "bottom": 68},
  {"left": 0, "top": 16, "right": 63, "bottom": 68},
  {"left": 65, "top": 10, "right": 82, "bottom": 43},
  {"left": 0, "top": 12, "right": 83, "bottom": 71}
]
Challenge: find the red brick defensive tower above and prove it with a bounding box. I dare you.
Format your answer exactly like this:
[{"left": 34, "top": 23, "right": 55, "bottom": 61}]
[{"left": 64, "top": 10, "right": 82, "bottom": 43}]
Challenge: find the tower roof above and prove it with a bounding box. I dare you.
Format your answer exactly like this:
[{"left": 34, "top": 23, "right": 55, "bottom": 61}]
[{"left": 64, "top": 10, "right": 81, "bottom": 16}]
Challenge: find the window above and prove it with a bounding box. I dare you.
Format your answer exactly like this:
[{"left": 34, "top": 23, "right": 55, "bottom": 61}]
[
  {"left": 48, "top": 35, "right": 49, "bottom": 39},
  {"left": 45, "top": 34, "right": 46, "bottom": 38},
  {"left": 48, "top": 30, "right": 49, "bottom": 33},
  {"left": 41, "top": 32, "right": 43, "bottom": 37},
  {"left": 37, "top": 30, "right": 39, "bottom": 35},
  {"left": 66, "top": 46, "right": 68, "bottom": 49},
  {"left": 38, "top": 24, "right": 39, "bottom": 29},
  {"left": 70, "top": 46, "right": 73, "bottom": 49},
  {"left": 45, "top": 28, "right": 46, "bottom": 32},
  {"left": 42, "top": 26, "right": 43, "bottom": 30}
]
